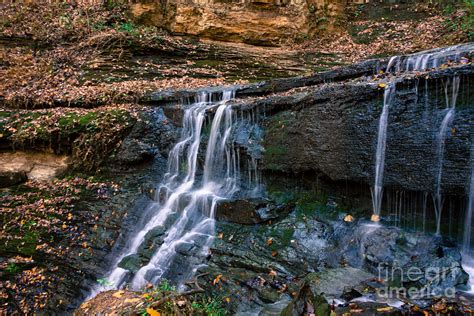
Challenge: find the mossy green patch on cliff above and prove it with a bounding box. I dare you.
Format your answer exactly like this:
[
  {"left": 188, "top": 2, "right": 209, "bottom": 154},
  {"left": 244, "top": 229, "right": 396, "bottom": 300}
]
[{"left": 0, "top": 108, "right": 136, "bottom": 171}]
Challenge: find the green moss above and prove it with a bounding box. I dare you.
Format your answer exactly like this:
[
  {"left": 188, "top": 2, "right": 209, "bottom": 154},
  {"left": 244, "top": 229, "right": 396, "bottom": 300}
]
[
  {"left": 269, "top": 191, "right": 296, "bottom": 205},
  {"left": 0, "top": 111, "right": 11, "bottom": 118},
  {"left": 5, "top": 262, "right": 20, "bottom": 274},
  {"left": 269, "top": 227, "right": 295, "bottom": 250},
  {"left": 264, "top": 145, "right": 288, "bottom": 157}
]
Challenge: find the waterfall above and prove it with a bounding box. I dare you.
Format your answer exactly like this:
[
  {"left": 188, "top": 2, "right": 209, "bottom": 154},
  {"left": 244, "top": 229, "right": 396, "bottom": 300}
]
[
  {"left": 88, "top": 89, "right": 248, "bottom": 297},
  {"left": 433, "top": 76, "right": 460, "bottom": 235},
  {"left": 386, "top": 43, "right": 473, "bottom": 73},
  {"left": 371, "top": 84, "right": 395, "bottom": 219},
  {"left": 463, "top": 153, "right": 474, "bottom": 293},
  {"left": 463, "top": 150, "right": 474, "bottom": 254}
]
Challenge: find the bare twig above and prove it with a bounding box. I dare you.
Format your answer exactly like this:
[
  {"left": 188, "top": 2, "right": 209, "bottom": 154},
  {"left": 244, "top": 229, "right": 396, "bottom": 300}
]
[{"left": 149, "top": 273, "right": 209, "bottom": 309}]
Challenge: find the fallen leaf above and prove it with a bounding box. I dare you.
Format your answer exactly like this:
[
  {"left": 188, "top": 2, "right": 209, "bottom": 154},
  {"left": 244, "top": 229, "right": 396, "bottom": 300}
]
[
  {"left": 350, "top": 309, "right": 364, "bottom": 313},
  {"left": 146, "top": 308, "right": 161, "bottom": 316},
  {"left": 267, "top": 238, "right": 273, "bottom": 246},
  {"left": 271, "top": 251, "right": 278, "bottom": 257},
  {"left": 112, "top": 290, "right": 124, "bottom": 298},
  {"left": 377, "top": 307, "right": 393, "bottom": 312},
  {"left": 370, "top": 214, "right": 380, "bottom": 222},
  {"left": 343, "top": 214, "right": 354, "bottom": 222},
  {"left": 124, "top": 298, "right": 141, "bottom": 304},
  {"left": 213, "top": 274, "right": 222, "bottom": 285}
]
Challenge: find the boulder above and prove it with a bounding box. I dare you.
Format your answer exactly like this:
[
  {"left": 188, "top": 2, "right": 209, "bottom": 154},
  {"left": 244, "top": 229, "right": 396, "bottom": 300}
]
[
  {"left": 0, "top": 170, "right": 27, "bottom": 188},
  {"left": 116, "top": 139, "right": 156, "bottom": 165},
  {"left": 332, "top": 223, "right": 469, "bottom": 295},
  {"left": 305, "top": 267, "right": 375, "bottom": 301},
  {"left": 117, "top": 254, "right": 142, "bottom": 273}
]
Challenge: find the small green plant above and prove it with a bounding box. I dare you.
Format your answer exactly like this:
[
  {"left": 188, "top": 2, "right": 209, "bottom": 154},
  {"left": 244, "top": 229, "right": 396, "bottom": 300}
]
[
  {"left": 58, "top": 14, "right": 71, "bottom": 29},
  {"left": 117, "top": 21, "right": 137, "bottom": 35},
  {"left": 97, "top": 278, "right": 114, "bottom": 287},
  {"left": 6, "top": 262, "right": 20, "bottom": 273},
  {"left": 191, "top": 296, "right": 227, "bottom": 316},
  {"left": 156, "top": 279, "right": 175, "bottom": 292}
]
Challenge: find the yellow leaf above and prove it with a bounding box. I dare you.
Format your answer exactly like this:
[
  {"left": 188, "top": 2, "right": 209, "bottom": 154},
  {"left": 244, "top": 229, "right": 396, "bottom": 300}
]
[
  {"left": 146, "top": 308, "right": 161, "bottom": 316},
  {"left": 377, "top": 307, "right": 393, "bottom": 312},
  {"left": 124, "top": 298, "right": 141, "bottom": 304},
  {"left": 225, "top": 297, "right": 230, "bottom": 303},
  {"left": 112, "top": 290, "right": 124, "bottom": 298},
  {"left": 378, "top": 83, "right": 387, "bottom": 88},
  {"left": 67, "top": 213, "right": 73, "bottom": 220}
]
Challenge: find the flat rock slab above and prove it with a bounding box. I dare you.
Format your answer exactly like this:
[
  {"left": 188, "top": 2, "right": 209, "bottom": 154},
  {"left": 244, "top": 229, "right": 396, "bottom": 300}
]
[
  {"left": 306, "top": 267, "right": 375, "bottom": 299},
  {"left": 0, "top": 151, "right": 70, "bottom": 182}
]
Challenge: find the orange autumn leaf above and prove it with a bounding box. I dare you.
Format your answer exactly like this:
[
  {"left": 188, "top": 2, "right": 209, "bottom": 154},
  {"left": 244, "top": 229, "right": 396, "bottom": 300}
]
[
  {"left": 213, "top": 274, "right": 223, "bottom": 285},
  {"left": 146, "top": 308, "right": 161, "bottom": 316}
]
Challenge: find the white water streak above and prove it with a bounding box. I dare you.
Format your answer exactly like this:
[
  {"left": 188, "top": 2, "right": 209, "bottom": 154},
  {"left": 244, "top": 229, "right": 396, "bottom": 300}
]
[{"left": 371, "top": 84, "right": 395, "bottom": 216}]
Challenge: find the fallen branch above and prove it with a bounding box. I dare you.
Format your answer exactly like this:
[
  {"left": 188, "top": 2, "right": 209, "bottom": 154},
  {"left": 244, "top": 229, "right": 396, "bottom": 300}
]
[{"left": 149, "top": 273, "right": 208, "bottom": 309}]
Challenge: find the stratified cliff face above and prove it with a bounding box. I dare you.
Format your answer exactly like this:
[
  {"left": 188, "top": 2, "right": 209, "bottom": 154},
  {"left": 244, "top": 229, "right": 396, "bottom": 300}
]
[
  {"left": 259, "top": 65, "right": 474, "bottom": 194},
  {"left": 129, "top": 0, "right": 346, "bottom": 46}
]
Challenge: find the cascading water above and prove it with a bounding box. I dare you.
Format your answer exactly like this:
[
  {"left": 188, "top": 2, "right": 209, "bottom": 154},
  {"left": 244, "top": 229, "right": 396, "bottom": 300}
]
[
  {"left": 433, "top": 76, "right": 460, "bottom": 235},
  {"left": 463, "top": 150, "right": 474, "bottom": 293},
  {"left": 386, "top": 43, "right": 473, "bottom": 73},
  {"left": 371, "top": 84, "right": 395, "bottom": 219},
  {"left": 88, "top": 89, "right": 248, "bottom": 297},
  {"left": 463, "top": 152, "right": 474, "bottom": 254}
]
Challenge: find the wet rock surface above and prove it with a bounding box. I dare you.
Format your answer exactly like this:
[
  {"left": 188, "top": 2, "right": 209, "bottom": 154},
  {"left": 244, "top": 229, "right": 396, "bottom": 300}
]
[
  {"left": 188, "top": 202, "right": 470, "bottom": 314},
  {"left": 215, "top": 197, "right": 292, "bottom": 224},
  {"left": 259, "top": 64, "right": 474, "bottom": 193}
]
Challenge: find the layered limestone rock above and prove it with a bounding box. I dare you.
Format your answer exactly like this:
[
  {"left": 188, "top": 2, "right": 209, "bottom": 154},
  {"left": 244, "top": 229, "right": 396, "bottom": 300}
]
[{"left": 129, "top": 0, "right": 345, "bottom": 46}]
